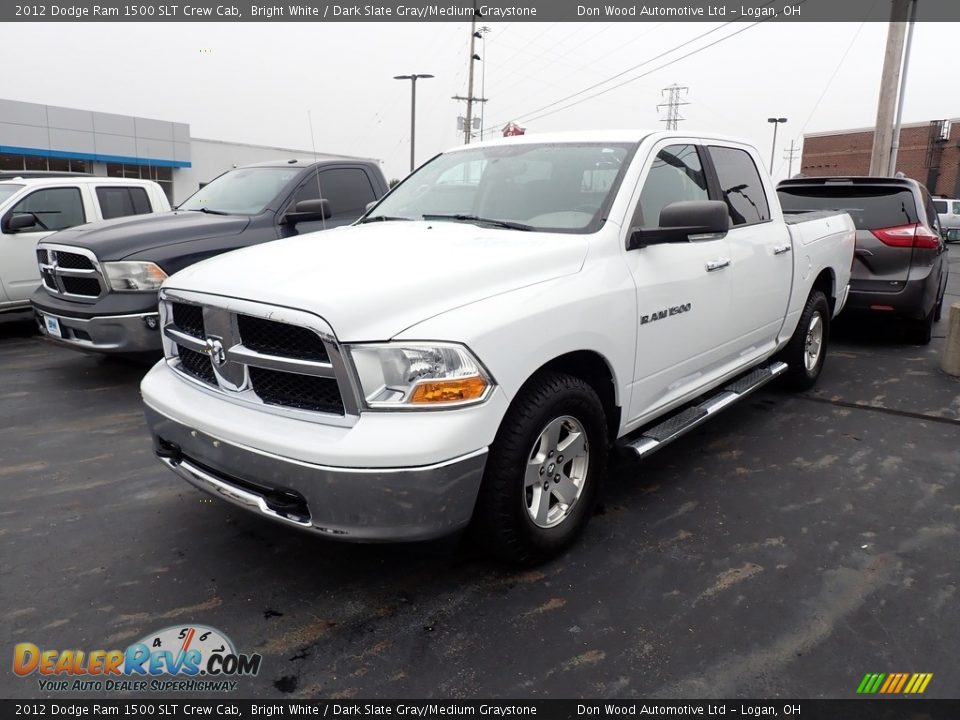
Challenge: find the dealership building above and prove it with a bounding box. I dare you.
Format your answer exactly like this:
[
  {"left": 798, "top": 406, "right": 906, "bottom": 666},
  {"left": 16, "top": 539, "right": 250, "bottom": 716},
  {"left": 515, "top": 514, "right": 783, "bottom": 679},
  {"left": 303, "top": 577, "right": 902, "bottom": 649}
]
[
  {"left": 0, "top": 97, "right": 366, "bottom": 205},
  {"left": 801, "top": 118, "right": 960, "bottom": 197}
]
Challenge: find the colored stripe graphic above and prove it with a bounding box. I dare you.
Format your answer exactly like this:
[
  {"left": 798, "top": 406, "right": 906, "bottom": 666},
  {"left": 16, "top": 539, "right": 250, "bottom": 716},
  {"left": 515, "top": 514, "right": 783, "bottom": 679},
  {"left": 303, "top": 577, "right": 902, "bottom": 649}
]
[{"left": 857, "top": 672, "right": 932, "bottom": 694}]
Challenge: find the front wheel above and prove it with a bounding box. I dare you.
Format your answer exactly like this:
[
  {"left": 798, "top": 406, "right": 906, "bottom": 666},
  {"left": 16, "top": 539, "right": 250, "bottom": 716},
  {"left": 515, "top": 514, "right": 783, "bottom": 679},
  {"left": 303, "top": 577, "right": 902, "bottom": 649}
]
[
  {"left": 472, "top": 372, "right": 608, "bottom": 564},
  {"left": 779, "top": 290, "right": 831, "bottom": 391}
]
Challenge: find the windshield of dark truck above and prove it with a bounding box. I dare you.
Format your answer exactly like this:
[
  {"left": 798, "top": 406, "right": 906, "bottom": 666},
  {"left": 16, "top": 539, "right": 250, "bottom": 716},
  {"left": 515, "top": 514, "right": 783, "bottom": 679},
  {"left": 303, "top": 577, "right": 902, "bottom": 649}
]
[
  {"left": 369, "top": 142, "right": 635, "bottom": 233},
  {"left": 178, "top": 167, "right": 301, "bottom": 215}
]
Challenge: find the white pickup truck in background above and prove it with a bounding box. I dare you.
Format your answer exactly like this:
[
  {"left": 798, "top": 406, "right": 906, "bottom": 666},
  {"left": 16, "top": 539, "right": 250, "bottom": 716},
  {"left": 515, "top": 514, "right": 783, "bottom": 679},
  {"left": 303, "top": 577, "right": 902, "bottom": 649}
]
[
  {"left": 0, "top": 174, "right": 169, "bottom": 316},
  {"left": 141, "top": 131, "right": 855, "bottom": 563}
]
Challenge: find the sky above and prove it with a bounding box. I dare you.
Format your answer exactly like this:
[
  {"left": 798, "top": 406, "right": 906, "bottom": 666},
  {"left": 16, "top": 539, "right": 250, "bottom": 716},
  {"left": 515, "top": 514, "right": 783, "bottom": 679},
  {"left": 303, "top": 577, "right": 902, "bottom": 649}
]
[{"left": 9, "top": 20, "right": 960, "bottom": 182}]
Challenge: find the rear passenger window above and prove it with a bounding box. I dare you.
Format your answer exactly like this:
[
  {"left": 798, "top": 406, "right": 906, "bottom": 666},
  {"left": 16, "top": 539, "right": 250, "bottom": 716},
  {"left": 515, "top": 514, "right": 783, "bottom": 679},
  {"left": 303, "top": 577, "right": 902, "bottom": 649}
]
[
  {"left": 933, "top": 200, "right": 947, "bottom": 213},
  {"left": 953, "top": 202, "right": 960, "bottom": 214},
  {"left": 708, "top": 146, "right": 770, "bottom": 226},
  {"left": 635, "top": 144, "right": 709, "bottom": 227},
  {"left": 9, "top": 187, "right": 85, "bottom": 231},
  {"left": 96, "top": 187, "right": 153, "bottom": 220}
]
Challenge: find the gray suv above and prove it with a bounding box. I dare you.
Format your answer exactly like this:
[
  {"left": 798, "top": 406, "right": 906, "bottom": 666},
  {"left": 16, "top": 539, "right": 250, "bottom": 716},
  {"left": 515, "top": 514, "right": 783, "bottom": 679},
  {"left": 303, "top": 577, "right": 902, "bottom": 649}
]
[{"left": 777, "top": 177, "right": 948, "bottom": 344}]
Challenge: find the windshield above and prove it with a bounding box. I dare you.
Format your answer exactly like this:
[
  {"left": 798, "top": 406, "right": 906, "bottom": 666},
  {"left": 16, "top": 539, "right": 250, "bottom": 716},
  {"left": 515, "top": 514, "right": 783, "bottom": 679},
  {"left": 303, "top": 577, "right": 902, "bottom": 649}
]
[
  {"left": 368, "top": 142, "right": 635, "bottom": 233},
  {"left": 178, "top": 167, "right": 301, "bottom": 215},
  {"left": 0, "top": 184, "right": 25, "bottom": 205}
]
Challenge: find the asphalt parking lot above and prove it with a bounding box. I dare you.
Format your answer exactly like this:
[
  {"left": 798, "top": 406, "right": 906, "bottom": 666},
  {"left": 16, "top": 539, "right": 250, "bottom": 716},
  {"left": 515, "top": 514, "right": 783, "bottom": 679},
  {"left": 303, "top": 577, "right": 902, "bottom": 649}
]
[{"left": 3, "top": 251, "right": 959, "bottom": 701}]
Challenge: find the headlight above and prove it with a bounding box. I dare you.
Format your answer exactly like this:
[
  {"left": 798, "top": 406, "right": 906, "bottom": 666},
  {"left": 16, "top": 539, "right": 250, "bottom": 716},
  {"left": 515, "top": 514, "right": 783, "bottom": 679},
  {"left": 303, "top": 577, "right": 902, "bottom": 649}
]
[
  {"left": 102, "top": 261, "right": 167, "bottom": 291},
  {"left": 349, "top": 343, "right": 492, "bottom": 409}
]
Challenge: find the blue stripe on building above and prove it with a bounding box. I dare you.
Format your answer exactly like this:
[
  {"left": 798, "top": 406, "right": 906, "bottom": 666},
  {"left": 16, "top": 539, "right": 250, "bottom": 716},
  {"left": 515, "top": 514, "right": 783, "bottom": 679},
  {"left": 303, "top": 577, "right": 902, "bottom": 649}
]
[{"left": 0, "top": 145, "right": 191, "bottom": 168}]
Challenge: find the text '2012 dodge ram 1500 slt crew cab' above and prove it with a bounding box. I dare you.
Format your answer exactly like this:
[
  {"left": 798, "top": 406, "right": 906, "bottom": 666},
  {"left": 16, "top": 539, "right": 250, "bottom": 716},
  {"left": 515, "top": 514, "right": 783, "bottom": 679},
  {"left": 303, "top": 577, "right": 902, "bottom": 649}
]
[
  {"left": 32, "top": 158, "right": 387, "bottom": 354},
  {"left": 141, "top": 131, "right": 856, "bottom": 563}
]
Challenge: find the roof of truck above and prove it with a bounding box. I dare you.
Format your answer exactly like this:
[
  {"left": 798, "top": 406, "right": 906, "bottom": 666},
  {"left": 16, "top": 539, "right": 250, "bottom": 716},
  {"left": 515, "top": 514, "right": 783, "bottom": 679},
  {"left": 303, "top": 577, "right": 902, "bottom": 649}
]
[{"left": 455, "top": 129, "right": 760, "bottom": 150}]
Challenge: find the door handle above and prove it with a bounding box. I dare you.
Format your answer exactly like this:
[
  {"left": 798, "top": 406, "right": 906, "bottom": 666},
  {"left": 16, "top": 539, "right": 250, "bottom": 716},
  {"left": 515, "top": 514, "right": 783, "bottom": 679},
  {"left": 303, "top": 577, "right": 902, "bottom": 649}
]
[
  {"left": 773, "top": 243, "right": 792, "bottom": 255},
  {"left": 705, "top": 258, "right": 731, "bottom": 272}
]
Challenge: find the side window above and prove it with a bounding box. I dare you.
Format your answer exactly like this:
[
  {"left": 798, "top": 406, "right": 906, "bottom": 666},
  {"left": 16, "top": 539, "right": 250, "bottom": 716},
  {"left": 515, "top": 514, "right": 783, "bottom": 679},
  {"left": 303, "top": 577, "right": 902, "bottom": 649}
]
[
  {"left": 933, "top": 200, "right": 947, "bottom": 213},
  {"left": 9, "top": 187, "right": 85, "bottom": 231},
  {"left": 635, "top": 144, "right": 709, "bottom": 227},
  {"left": 707, "top": 146, "right": 771, "bottom": 226},
  {"left": 953, "top": 201, "right": 960, "bottom": 215},
  {"left": 96, "top": 187, "right": 153, "bottom": 220},
  {"left": 295, "top": 168, "right": 377, "bottom": 220}
]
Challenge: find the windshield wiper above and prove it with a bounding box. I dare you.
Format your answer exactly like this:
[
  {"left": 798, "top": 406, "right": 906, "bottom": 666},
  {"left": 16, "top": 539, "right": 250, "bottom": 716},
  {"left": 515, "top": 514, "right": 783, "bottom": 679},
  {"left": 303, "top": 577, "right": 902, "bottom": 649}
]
[
  {"left": 359, "top": 215, "right": 413, "bottom": 223},
  {"left": 421, "top": 214, "right": 534, "bottom": 231},
  {"left": 185, "top": 207, "right": 229, "bottom": 215}
]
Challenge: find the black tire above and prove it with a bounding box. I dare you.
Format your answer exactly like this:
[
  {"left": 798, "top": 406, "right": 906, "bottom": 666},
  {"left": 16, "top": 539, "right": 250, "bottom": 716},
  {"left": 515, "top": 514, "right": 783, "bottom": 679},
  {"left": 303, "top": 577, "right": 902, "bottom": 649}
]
[
  {"left": 778, "top": 290, "right": 830, "bottom": 391},
  {"left": 908, "top": 307, "right": 934, "bottom": 345},
  {"left": 472, "top": 372, "right": 608, "bottom": 565},
  {"left": 934, "top": 296, "right": 944, "bottom": 323}
]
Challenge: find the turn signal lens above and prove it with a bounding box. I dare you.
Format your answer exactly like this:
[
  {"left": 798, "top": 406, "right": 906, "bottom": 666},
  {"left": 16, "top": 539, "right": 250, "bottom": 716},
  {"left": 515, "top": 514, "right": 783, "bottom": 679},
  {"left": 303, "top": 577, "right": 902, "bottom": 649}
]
[{"left": 409, "top": 376, "right": 488, "bottom": 404}]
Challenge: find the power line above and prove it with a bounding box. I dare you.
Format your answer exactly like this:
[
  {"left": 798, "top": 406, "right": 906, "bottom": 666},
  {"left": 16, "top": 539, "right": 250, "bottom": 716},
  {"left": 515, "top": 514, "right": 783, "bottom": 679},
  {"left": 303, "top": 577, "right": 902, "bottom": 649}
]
[
  {"left": 770, "top": 3, "right": 876, "bottom": 179},
  {"left": 504, "top": 8, "right": 797, "bottom": 128},
  {"left": 486, "top": 2, "right": 779, "bottom": 129}
]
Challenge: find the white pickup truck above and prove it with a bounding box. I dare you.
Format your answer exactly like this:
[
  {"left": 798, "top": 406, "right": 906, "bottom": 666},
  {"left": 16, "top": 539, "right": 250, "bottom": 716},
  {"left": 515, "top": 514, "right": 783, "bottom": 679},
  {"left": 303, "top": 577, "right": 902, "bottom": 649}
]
[
  {"left": 0, "top": 174, "right": 169, "bottom": 316},
  {"left": 141, "top": 131, "right": 855, "bottom": 563}
]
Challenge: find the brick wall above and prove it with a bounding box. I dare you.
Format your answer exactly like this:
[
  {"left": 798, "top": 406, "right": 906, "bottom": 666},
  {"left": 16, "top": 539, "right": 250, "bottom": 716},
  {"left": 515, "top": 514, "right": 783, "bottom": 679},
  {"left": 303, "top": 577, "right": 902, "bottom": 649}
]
[{"left": 801, "top": 121, "right": 960, "bottom": 198}]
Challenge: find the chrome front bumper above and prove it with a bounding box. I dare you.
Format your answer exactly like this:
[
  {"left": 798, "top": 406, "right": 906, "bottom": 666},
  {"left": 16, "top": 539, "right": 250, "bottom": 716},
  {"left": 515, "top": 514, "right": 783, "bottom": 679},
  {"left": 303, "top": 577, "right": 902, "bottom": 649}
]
[
  {"left": 35, "top": 310, "right": 162, "bottom": 353},
  {"left": 143, "top": 405, "right": 488, "bottom": 541}
]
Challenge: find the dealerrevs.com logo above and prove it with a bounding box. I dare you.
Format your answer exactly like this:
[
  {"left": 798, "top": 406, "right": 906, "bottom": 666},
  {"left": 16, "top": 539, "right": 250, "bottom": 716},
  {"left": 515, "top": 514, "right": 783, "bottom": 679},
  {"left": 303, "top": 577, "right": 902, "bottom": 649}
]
[{"left": 13, "top": 625, "right": 262, "bottom": 692}]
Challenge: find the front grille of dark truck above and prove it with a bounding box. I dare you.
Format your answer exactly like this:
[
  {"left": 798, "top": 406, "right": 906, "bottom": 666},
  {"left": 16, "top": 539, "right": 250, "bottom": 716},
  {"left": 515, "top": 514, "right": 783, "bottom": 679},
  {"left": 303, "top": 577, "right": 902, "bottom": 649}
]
[
  {"left": 36, "top": 246, "right": 104, "bottom": 298},
  {"left": 163, "top": 296, "right": 350, "bottom": 420}
]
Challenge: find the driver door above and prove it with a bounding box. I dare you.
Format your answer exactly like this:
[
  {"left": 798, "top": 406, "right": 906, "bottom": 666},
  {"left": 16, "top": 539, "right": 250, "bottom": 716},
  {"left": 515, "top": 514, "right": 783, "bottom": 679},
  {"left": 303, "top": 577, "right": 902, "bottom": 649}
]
[
  {"left": 0, "top": 186, "right": 87, "bottom": 303},
  {"left": 621, "top": 141, "right": 736, "bottom": 427}
]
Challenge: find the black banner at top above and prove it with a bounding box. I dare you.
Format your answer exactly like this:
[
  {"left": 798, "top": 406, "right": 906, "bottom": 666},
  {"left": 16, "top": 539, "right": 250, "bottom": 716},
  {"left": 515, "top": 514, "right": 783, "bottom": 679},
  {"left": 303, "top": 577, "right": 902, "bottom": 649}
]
[
  {"left": 3, "top": 699, "right": 960, "bottom": 719},
  {"left": 6, "top": 0, "right": 960, "bottom": 23}
]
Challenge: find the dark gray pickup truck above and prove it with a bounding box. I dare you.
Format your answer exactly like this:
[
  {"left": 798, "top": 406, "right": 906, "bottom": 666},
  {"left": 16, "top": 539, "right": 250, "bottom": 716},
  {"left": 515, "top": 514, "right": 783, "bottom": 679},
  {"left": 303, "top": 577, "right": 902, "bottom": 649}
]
[{"left": 31, "top": 157, "right": 388, "bottom": 354}]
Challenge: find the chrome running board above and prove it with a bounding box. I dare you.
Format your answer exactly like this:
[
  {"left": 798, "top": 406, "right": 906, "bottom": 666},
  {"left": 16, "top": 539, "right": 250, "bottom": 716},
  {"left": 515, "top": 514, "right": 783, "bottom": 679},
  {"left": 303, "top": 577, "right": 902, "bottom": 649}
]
[{"left": 622, "top": 362, "right": 788, "bottom": 459}]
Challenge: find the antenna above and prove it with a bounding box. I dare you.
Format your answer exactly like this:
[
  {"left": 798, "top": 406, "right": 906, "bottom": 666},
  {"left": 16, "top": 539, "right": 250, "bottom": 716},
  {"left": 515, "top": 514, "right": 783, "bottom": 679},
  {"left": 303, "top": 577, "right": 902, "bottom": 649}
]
[{"left": 307, "top": 109, "right": 327, "bottom": 232}]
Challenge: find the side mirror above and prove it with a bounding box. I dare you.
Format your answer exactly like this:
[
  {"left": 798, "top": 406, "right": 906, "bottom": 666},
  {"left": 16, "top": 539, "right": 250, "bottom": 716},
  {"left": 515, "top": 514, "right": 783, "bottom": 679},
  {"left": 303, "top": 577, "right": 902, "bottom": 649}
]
[
  {"left": 4, "top": 213, "right": 39, "bottom": 233},
  {"left": 946, "top": 228, "right": 960, "bottom": 244},
  {"left": 364, "top": 200, "right": 378, "bottom": 213},
  {"left": 283, "top": 198, "right": 331, "bottom": 225},
  {"left": 629, "top": 200, "right": 730, "bottom": 249}
]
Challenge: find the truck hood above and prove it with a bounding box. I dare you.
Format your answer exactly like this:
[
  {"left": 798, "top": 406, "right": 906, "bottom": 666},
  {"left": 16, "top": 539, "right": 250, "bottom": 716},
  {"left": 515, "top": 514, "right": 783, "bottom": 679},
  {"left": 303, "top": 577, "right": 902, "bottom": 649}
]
[
  {"left": 164, "top": 221, "right": 589, "bottom": 341},
  {"left": 46, "top": 211, "right": 251, "bottom": 261}
]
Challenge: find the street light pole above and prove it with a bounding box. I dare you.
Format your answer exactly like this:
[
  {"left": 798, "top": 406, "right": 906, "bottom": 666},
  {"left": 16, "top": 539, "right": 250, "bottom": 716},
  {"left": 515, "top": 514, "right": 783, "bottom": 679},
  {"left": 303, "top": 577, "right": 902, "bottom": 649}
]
[
  {"left": 767, "top": 117, "right": 787, "bottom": 174},
  {"left": 394, "top": 73, "right": 434, "bottom": 172}
]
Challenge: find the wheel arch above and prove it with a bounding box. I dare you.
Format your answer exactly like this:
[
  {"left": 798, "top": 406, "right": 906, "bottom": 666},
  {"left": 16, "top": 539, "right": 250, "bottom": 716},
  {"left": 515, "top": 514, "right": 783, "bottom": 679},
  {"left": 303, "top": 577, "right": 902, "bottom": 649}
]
[
  {"left": 812, "top": 267, "right": 837, "bottom": 314},
  {"left": 517, "top": 350, "right": 622, "bottom": 441}
]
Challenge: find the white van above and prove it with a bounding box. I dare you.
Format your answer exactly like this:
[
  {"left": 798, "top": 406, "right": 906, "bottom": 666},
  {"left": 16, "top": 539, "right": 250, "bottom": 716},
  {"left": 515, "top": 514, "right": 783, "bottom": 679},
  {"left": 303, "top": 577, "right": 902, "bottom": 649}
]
[
  {"left": 933, "top": 197, "right": 960, "bottom": 234},
  {"left": 0, "top": 175, "right": 170, "bottom": 315}
]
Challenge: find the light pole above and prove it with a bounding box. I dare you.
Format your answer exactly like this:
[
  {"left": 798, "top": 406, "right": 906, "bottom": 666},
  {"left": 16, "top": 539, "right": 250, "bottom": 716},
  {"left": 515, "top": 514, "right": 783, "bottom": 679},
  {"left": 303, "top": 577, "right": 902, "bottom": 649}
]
[
  {"left": 767, "top": 117, "right": 787, "bottom": 173},
  {"left": 478, "top": 26, "right": 490, "bottom": 140},
  {"left": 394, "top": 73, "right": 434, "bottom": 172}
]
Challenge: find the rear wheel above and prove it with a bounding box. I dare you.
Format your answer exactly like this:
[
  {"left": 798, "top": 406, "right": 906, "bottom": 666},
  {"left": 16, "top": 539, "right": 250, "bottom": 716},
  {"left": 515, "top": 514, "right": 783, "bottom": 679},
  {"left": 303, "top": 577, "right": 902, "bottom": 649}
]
[
  {"left": 472, "top": 372, "right": 608, "bottom": 565},
  {"left": 779, "top": 290, "right": 830, "bottom": 391}
]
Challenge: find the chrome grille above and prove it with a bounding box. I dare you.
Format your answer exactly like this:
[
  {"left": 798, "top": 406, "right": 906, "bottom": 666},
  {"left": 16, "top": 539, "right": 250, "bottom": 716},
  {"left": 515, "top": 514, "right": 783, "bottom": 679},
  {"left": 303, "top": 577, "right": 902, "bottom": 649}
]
[
  {"left": 36, "top": 244, "right": 105, "bottom": 300},
  {"left": 249, "top": 366, "right": 344, "bottom": 414},
  {"left": 238, "top": 315, "right": 328, "bottom": 361},
  {"left": 161, "top": 290, "right": 358, "bottom": 424},
  {"left": 171, "top": 302, "right": 205, "bottom": 338},
  {"left": 177, "top": 345, "right": 217, "bottom": 385}
]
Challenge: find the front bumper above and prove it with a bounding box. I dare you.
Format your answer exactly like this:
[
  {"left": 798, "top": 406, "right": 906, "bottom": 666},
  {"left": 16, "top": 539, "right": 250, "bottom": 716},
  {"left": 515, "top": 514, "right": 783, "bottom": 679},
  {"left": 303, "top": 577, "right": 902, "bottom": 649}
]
[
  {"left": 33, "top": 308, "right": 162, "bottom": 353},
  {"left": 144, "top": 404, "right": 488, "bottom": 541}
]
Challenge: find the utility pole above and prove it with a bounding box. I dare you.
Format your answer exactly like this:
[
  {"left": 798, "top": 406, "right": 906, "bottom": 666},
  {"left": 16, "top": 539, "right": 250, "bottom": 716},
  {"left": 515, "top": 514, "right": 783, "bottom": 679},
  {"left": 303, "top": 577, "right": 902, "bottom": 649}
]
[
  {"left": 478, "top": 26, "right": 491, "bottom": 140},
  {"left": 889, "top": 0, "right": 918, "bottom": 175},
  {"left": 783, "top": 139, "right": 800, "bottom": 178},
  {"left": 767, "top": 117, "right": 787, "bottom": 173},
  {"left": 465, "top": 11, "right": 478, "bottom": 144},
  {"left": 657, "top": 84, "right": 689, "bottom": 131},
  {"left": 869, "top": 0, "right": 911, "bottom": 176},
  {"left": 394, "top": 74, "right": 434, "bottom": 172}
]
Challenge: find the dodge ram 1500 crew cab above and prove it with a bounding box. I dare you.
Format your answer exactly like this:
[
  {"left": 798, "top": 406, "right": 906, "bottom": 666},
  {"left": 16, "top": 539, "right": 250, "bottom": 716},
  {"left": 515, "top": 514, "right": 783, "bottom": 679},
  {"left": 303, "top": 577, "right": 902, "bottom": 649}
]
[
  {"left": 32, "top": 158, "right": 387, "bottom": 354},
  {"left": 141, "top": 131, "right": 856, "bottom": 563}
]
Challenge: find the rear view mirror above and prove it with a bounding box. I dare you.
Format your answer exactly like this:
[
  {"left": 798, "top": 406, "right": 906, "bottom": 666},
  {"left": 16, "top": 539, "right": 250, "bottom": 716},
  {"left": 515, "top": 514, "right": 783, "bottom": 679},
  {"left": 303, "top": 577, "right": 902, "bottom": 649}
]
[
  {"left": 629, "top": 200, "right": 730, "bottom": 249},
  {"left": 4, "top": 213, "right": 39, "bottom": 233},
  {"left": 946, "top": 228, "right": 960, "bottom": 244},
  {"left": 283, "top": 198, "right": 331, "bottom": 225}
]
